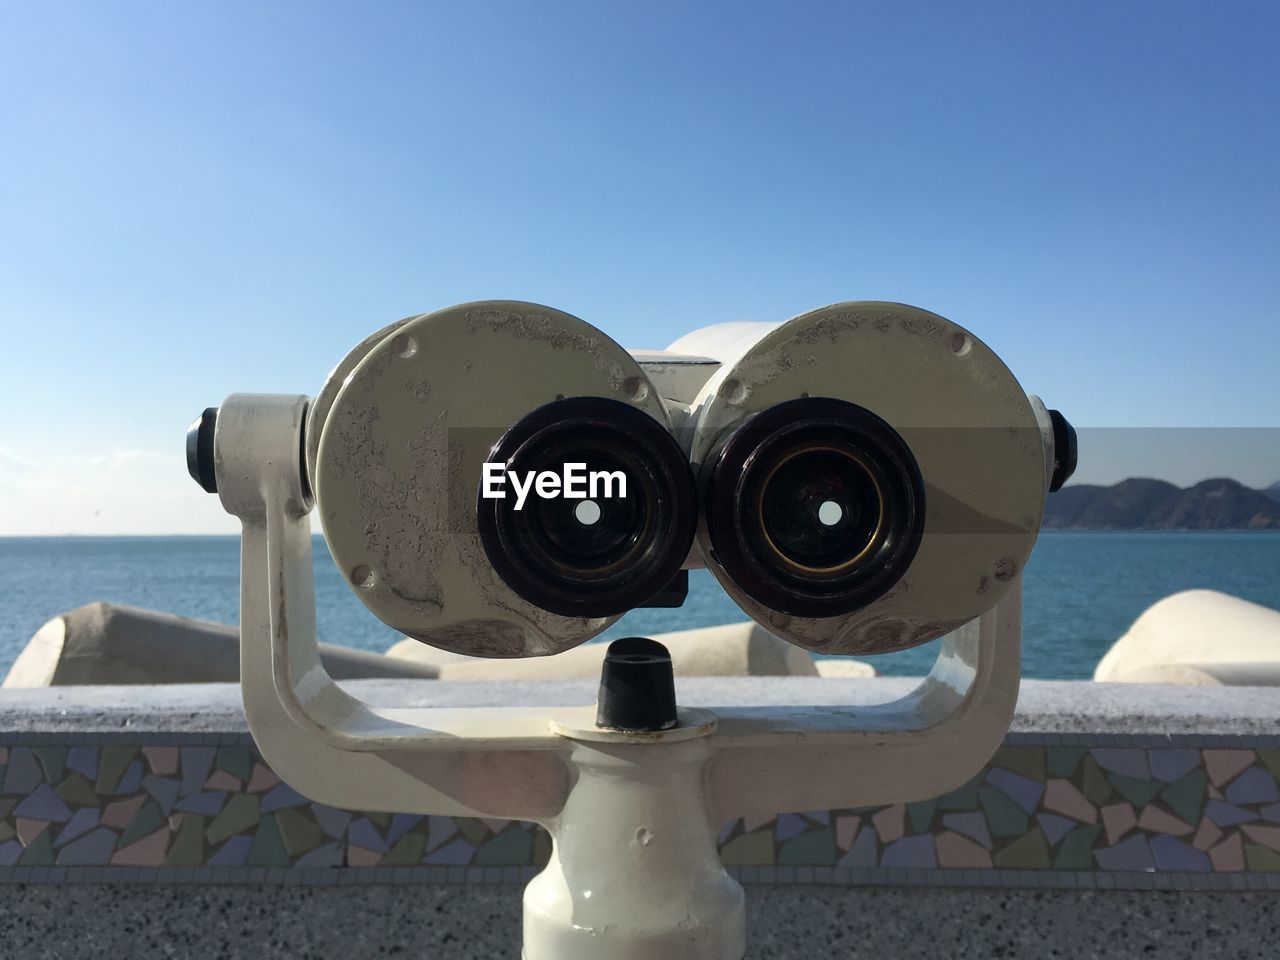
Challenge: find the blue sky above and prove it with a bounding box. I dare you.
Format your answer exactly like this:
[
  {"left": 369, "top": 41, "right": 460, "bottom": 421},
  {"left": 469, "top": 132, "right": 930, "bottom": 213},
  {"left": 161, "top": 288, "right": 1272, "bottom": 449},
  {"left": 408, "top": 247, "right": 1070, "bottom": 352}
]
[{"left": 1, "top": 1, "right": 1278, "bottom": 533}]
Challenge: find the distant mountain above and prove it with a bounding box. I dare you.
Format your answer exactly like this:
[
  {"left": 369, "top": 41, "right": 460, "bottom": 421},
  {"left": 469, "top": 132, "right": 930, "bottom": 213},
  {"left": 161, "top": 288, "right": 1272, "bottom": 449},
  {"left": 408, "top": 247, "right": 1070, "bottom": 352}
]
[{"left": 1044, "top": 477, "right": 1280, "bottom": 530}]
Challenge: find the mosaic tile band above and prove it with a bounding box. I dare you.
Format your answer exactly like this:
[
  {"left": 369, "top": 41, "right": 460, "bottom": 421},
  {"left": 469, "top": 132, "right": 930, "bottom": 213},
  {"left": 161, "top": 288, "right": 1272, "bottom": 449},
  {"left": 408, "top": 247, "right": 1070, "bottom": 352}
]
[{"left": 1, "top": 733, "right": 1279, "bottom": 886}]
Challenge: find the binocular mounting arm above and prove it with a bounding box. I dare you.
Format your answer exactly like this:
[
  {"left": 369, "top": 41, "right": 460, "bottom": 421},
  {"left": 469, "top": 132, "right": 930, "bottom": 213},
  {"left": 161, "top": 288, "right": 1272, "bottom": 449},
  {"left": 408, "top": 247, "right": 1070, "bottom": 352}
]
[
  {"left": 217, "top": 393, "right": 573, "bottom": 821},
  {"left": 706, "top": 595, "right": 1019, "bottom": 820}
]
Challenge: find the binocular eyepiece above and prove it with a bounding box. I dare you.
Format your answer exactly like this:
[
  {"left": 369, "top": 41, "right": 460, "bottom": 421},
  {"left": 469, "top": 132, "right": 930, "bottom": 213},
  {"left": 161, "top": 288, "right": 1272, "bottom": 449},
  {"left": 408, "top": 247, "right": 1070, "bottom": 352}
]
[
  {"left": 474, "top": 394, "right": 929, "bottom": 622},
  {"left": 704, "top": 397, "right": 926, "bottom": 618},
  {"left": 477, "top": 396, "right": 698, "bottom": 619}
]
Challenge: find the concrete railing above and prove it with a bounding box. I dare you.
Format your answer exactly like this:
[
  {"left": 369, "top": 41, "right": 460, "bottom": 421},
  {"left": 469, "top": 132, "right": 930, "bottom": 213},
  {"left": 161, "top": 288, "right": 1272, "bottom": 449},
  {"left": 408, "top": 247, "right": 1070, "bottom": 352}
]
[{"left": 0, "top": 678, "right": 1276, "bottom": 958}]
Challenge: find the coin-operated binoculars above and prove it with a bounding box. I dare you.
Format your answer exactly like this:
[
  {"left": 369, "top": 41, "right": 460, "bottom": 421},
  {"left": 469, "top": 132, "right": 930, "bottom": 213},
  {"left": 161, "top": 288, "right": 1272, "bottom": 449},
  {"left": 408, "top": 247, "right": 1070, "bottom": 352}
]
[{"left": 188, "top": 301, "right": 1075, "bottom": 960}]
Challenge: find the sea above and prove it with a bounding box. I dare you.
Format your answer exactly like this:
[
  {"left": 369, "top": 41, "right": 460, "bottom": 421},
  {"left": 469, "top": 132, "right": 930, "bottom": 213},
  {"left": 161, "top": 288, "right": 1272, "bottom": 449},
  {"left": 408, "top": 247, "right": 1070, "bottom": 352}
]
[{"left": 1, "top": 532, "right": 1279, "bottom": 681}]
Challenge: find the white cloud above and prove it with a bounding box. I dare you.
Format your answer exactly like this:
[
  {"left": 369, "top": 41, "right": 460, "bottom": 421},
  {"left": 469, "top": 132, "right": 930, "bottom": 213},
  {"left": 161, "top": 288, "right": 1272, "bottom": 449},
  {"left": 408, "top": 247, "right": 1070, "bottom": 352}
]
[
  {"left": 0, "top": 447, "right": 240, "bottom": 535},
  {"left": 0, "top": 446, "right": 35, "bottom": 471}
]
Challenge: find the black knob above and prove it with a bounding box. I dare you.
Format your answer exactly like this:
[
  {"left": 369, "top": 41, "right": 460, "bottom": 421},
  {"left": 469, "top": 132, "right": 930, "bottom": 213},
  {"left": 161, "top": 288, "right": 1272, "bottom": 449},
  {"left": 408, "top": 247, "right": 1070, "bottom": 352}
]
[
  {"left": 596, "top": 637, "right": 678, "bottom": 732},
  {"left": 186, "top": 407, "right": 219, "bottom": 494},
  {"left": 1047, "top": 409, "right": 1077, "bottom": 493}
]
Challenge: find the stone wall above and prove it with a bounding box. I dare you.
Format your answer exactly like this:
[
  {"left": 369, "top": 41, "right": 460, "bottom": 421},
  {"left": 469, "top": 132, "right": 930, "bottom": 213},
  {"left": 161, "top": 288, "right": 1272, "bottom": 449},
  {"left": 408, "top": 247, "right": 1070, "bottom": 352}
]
[{"left": 0, "top": 678, "right": 1277, "bottom": 958}]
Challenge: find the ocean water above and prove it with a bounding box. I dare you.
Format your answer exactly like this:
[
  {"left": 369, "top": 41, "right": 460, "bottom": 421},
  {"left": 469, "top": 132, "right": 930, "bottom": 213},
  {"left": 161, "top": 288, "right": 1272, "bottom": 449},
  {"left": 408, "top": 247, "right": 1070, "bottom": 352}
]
[{"left": 1, "top": 532, "right": 1279, "bottom": 681}]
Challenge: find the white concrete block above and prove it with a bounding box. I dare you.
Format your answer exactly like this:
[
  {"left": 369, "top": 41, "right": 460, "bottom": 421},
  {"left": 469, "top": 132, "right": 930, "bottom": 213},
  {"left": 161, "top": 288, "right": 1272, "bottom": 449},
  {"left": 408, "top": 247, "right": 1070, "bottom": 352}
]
[
  {"left": 1095, "top": 589, "right": 1280, "bottom": 686},
  {"left": 387, "top": 621, "right": 822, "bottom": 680},
  {"left": 3, "top": 602, "right": 440, "bottom": 687}
]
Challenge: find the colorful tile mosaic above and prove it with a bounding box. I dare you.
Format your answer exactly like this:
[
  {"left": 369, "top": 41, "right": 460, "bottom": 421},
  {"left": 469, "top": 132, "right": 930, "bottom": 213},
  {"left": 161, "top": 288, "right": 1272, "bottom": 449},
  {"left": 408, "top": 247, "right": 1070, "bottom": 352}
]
[{"left": 1, "top": 735, "right": 1279, "bottom": 883}]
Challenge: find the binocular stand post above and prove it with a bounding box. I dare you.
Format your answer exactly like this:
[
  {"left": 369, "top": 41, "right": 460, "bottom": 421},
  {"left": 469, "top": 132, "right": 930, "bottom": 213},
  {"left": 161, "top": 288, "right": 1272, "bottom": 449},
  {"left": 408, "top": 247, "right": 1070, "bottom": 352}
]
[
  {"left": 527, "top": 710, "right": 744, "bottom": 959},
  {"left": 216, "top": 393, "right": 1022, "bottom": 960}
]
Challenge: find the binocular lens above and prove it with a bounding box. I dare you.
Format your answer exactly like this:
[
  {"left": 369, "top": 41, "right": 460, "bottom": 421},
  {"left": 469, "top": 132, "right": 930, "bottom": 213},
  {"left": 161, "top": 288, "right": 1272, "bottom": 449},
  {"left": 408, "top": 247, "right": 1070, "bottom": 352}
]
[
  {"left": 525, "top": 447, "right": 649, "bottom": 577},
  {"left": 759, "top": 447, "right": 884, "bottom": 573},
  {"left": 478, "top": 397, "right": 697, "bottom": 619},
  {"left": 706, "top": 397, "right": 925, "bottom": 618}
]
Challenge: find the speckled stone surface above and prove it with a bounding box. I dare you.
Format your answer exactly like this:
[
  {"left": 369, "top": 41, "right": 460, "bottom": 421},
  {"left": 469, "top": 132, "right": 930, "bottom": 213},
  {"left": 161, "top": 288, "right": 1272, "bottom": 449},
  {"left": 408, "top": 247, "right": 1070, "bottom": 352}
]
[
  {"left": 1, "top": 677, "right": 1278, "bottom": 735},
  {"left": 0, "top": 884, "right": 521, "bottom": 959},
  {"left": 0, "top": 883, "right": 1276, "bottom": 959},
  {"left": 746, "top": 887, "right": 1280, "bottom": 959}
]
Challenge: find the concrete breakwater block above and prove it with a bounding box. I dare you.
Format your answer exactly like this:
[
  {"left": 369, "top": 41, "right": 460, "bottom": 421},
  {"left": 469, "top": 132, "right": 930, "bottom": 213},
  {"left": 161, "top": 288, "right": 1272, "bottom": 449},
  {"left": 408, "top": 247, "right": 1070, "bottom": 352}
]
[
  {"left": 2, "top": 603, "right": 440, "bottom": 687},
  {"left": 387, "top": 622, "right": 872, "bottom": 680},
  {"left": 4, "top": 606, "right": 874, "bottom": 686},
  {"left": 1096, "top": 589, "right": 1280, "bottom": 686}
]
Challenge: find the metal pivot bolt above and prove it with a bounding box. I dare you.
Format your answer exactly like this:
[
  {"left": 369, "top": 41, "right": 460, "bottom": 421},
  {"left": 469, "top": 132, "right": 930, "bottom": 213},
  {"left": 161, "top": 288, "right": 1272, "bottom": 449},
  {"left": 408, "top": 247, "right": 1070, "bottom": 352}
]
[
  {"left": 1047, "top": 409, "right": 1078, "bottom": 492},
  {"left": 186, "top": 406, "right": 219, "bottom": 493},
  {"left": 596, "top": 637, "right": 678, "bottom": 732}
]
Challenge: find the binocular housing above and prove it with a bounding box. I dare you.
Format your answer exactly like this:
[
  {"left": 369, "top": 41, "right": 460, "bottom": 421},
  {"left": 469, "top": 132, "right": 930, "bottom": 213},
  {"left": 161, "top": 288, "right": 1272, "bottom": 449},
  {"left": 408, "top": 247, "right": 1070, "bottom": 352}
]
[{"left": 217, "top": 300, "right": 1072, "bottom": 660}]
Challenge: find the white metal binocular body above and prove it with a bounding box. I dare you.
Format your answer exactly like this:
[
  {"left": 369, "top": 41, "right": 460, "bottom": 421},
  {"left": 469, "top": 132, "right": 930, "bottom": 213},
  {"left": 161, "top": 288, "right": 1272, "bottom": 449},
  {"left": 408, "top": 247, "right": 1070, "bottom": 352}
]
[{"left": 191, "top": 300, "right": 1074, "bottom": 960}]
